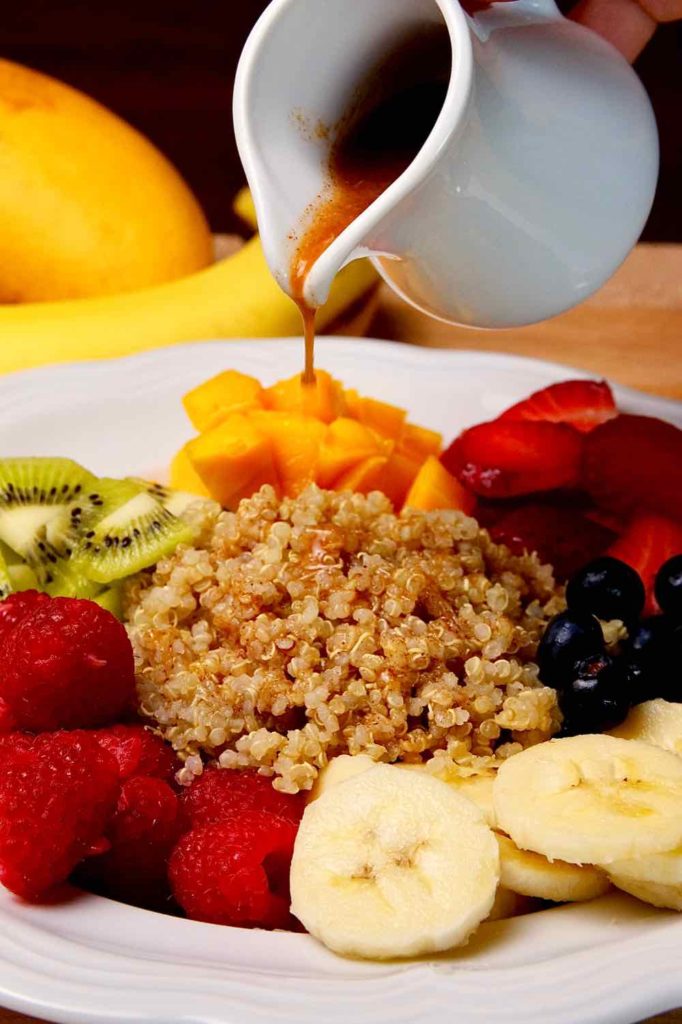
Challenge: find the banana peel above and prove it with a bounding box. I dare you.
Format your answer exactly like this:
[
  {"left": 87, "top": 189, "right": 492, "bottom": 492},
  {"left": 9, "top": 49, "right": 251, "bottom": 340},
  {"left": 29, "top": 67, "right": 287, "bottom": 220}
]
[
  {"left": 0, "top": 194, "right": 377, "bottom": 375},
  {"left": 233, "top": 186, "right": 258, "bottom": 230}
]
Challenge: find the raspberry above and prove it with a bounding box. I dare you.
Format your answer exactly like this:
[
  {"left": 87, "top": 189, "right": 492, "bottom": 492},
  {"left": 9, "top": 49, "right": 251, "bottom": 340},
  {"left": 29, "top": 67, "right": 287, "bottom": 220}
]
[
  {"left": 78, "top": 775, "right": 186, "bottom": 909},
  {"left": 86, "top": 724, "right": 179, "bottom": 783},
  {"left": 181, "top": 767, "right": 305, "bottom": 828},
  {"left": 0, "top": 730, "right": 119, "bottom": 900},
  {"left": 0, "top": 595, "right": 135, "bottom": 732},
  {"left": 168, "top": 812, "right": 299, "bottom": 929},
  {"left": 0, "top": 590, "right": 49, "bottom": 640}
]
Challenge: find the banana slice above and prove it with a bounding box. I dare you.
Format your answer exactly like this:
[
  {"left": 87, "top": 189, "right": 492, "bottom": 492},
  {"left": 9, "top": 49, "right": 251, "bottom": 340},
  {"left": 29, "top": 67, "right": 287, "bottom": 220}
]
[
  {"left": 486, "top": 885, "right": 533, "bottom": 921},
  {"left": 610, "top": 700, "right": 682, "bottom": 756},
  {"left": 608, "top": 843, "right": 682, "bottom": 889},
  {"left": 290, "top": 764, "right": 500, "bottom": 959},
  {"left": 494, "top": 735, "right": 682, "bottom": 865},
  {"left": 400, "top": 763, "right": 497, "bottom": 828},
  {"left": 608, "top": 875, "right": 682, "bottom": 911},
  {"left": 308, "top": 754, "right": 377, "bottom": 802},
  {"left": 496, "top": 833, "right": 611, "bottom": 902}
]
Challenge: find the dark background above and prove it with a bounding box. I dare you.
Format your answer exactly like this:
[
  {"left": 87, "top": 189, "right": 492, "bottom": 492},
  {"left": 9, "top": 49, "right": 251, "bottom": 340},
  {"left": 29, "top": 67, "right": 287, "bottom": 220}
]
[{"left": 2, "top": 1, "right": 679, "bottom": 239}]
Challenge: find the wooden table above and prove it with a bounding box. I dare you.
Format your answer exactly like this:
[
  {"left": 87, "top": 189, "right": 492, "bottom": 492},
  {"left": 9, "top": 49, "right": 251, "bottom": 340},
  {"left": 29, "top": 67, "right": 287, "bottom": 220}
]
[{"left": 1, "top": 241, "right": 681, "bottom": 1024}]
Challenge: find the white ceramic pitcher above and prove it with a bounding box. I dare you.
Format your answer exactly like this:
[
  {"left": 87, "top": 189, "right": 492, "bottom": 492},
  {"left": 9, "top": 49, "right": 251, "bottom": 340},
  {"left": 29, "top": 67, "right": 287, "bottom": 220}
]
[{"left": 233, "top": 0, "right": 659, "bottom": 329}]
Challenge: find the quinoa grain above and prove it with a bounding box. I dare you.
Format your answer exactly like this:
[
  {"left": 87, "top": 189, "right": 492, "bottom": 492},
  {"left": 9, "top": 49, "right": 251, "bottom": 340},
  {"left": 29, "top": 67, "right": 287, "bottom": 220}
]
[{"left": 125, "top": 485, "right": 564, "bottom": 790}]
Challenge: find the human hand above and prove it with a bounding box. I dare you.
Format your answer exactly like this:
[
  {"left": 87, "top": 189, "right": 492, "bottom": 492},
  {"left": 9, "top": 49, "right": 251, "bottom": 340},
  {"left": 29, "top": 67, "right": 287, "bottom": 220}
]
[
  {"left": 569, "top": 0, "right": 682, "bottom": 62},
  {"left": 461, "top": 0, "right": 682, "bottom": 62}
]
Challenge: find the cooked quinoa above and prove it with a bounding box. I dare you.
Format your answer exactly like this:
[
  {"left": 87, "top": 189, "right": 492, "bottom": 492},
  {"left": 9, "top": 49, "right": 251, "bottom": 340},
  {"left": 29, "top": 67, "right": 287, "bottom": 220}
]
[{"left": 124, "top": 485, "right": 566, "bottom": 792}]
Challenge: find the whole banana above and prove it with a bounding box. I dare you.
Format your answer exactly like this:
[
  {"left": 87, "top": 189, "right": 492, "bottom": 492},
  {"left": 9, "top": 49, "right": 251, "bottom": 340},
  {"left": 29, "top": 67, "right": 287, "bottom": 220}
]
[{"left": 0, "top": 232, "right": 376, "bottom": 375}]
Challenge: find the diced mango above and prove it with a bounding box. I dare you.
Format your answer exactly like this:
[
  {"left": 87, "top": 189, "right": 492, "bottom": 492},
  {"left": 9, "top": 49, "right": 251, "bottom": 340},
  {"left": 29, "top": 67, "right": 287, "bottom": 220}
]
[
  {"left": 262, "top": 369, "right": 346, "bottom": 423},
  {"left": 404, "top": 455, "right": 476, "bottom": 513},
  {"left": 183, "top": 370, "right": 264, "bottom": 431},
  {"left": 317, "top": 418, "right": 389, "bottom": 487},
  {"left": 375, "top": 450, "right": 423, "bottom": 508},
  {"left": 398, "top": 423, "right": 443, "bottom": 460},
  {"left": 344, "top": 390, "right": 406, "bottom": 440},
  {"left": 252, "top": 411, "right": 326, "bottom": 496},
  {"left": 186, "top": 413, "right": 278, "bottom": 508},
  {"left": 170, "top": 446, "right": 212, "bottom": 497},
  {"left": 336, "top": 455, "right": 390, "bottom": 494}
]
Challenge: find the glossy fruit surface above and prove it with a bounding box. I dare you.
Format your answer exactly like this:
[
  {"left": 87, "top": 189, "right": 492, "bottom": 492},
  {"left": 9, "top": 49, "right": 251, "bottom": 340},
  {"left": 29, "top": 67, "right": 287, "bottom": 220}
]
[
  {"left": 441, "top": 420, "right": 582, "bottom": 498},
  {"left": 582, "top": 414, "right": 682, "bottom": 520},
  {"left": 500, "top": 379, "right": 617, "bottom": 433},
  {"left": 654, "top": 555, "right": 682, "bottom": 619},
  {"left": 559, "top": 653, "right": 632, "bottom": 735},
  {"left": 566, "top": 556, "right": 645, "bottom": 624},
  {"left": 608, "top": 514, "right": 682, "bottom": 615},
  {"left": 537, "top": 610, "right": 605, "bottom": 687}
]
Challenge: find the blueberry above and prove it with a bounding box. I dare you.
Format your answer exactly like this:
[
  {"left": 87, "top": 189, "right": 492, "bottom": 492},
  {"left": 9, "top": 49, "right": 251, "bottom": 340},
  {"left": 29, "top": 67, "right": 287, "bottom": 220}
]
[
  {"left": 622, "top": 658, "right": 649, "bottom": 706},
  {"left": 537, "top": 610, "right": 604, "bottom": 688},
  {"left": 624, "top": 614, "right": 675, "bottom": 664},
  {"left": 654, "top": 554, "right": 682, "bottom": 620},
  {"left": 566, "top": 556, "right": 645, "bottom": 624},
  {"left": 622, "top": 616, "right": 682, "bottom": 703},
  {"left": 559, "top": 653, "right": 632, "bottom": 735}
]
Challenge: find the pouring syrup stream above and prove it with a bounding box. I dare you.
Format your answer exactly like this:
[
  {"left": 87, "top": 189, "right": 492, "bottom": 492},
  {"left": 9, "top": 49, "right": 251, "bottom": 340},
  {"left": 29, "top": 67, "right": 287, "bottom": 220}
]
[{"left": 289, "top": 33, "right": 450, "bottom": 384}]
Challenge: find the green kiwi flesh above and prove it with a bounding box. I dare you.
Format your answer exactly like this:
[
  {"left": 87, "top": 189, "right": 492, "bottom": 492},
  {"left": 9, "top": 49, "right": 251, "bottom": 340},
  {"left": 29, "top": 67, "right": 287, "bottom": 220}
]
[
  {"left": 130, "top": 478, "right": 202, "bottom": 518},
  {"left": 0, "top": 457, "right": 101, "bottom": 595},
  {"left": 75, "top": 478, "right": 193, "bottom": 584},
  {"left": 7, "top": 562, "right": 39, "bottom": 593},
  {"left": 92, "top": 584, "right": 124, "bottom": 620},
  {"left": 0, "top": 547, "right": 10, "bottom": 600}
]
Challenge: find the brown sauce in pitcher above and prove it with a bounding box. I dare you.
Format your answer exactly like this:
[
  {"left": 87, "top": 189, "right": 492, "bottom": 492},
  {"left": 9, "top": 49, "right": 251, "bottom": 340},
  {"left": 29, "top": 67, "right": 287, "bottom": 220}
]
[{"left": 291, "top": 30, "right": 451, "bottom": 383}]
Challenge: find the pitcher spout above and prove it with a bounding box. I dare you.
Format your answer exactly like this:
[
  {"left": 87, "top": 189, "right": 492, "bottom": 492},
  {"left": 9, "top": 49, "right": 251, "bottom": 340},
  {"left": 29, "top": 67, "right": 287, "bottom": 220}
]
[{"left": 233, "top": 0, "right": 472, "bottom": 308}]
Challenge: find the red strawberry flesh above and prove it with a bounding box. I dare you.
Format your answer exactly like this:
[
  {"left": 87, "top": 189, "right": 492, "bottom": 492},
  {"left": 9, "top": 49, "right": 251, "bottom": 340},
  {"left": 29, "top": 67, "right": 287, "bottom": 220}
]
[
  {"left": 607, "top": 513, "right": 682, "bottom": 616},
  {"left": 582, "top": 414, "right": 682, "bottom": 520},
  {"left": 442, "top": 419, "right": 583, "bottom": 498},
  {"left": 489, "top": 501, "right": 616, "bottom": 580},
  {"left": 500, "top": 379, "right": 617, "bottom": 433}
]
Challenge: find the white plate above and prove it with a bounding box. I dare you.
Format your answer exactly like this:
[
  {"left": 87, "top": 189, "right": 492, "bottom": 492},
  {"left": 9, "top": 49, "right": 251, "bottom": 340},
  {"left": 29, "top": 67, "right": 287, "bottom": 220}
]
[{"left": 1, "top": 337, "right": 682, "bottom": 1024}]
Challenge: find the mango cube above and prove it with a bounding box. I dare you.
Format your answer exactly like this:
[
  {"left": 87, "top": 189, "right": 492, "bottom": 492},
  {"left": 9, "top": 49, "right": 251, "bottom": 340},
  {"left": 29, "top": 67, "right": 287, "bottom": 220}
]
[
  {"left": 252, "top": 411, "right": 326, "bottom": 496},
  {"left": 404, "top": 455, "right": 475, "bottom": 513},
  {"left": 397, "top": 423, "right": 443, "bottom": 460},
  {"left": 317, "top": 418, "right": 389, "bottom": 487},
  {"left": 344, "top": 389, "right": 406, "bottom": 440},
  {"left": 186, "top": 413, "right": 278, "bottom": 508},
  {"left": 170, "top": 446, "right": 212, "bottom": 497},
  {"left": 262, "top": 369, "right": 346, "bottom": 423},
  {"left": 183, "top": 370, "right": 263, "bottom": 431}
]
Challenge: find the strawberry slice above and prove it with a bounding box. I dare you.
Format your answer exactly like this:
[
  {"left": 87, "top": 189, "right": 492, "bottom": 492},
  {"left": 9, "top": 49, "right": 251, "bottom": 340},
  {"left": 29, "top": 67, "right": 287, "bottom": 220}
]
[
  {"left": 500, "top": 379, "right": 617, "bottom": 433},
  {"left": 582, "top": 414, "right": 682, "bottom": 520},
  {"left": 489, "top": 502, "right": 616, "bottom": 580},
  {"left": 607, "top": 513, "right": 682, "bottom": 615},
  {"left": 441, "top": 420, "right": 583, "bottom": 498}
]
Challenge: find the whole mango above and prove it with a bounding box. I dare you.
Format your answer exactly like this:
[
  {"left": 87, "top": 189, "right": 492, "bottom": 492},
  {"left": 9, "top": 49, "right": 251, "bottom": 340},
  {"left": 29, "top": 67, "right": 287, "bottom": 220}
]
[{"left": 0, "top": 59, "right": 213, "bottom": 301}]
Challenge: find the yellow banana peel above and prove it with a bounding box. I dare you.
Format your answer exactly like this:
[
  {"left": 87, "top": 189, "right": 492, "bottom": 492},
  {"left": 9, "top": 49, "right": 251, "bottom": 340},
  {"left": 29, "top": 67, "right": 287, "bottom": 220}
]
[
  {"left": 0, "top": 232, "right": 377, "bottom": 376},
  {"left": 233, "top": 186, "right": 258, "bottom": 231}
]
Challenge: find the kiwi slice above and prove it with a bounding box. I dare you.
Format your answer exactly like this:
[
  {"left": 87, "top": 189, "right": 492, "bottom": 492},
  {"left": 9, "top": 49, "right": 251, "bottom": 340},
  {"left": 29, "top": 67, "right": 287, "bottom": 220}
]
[
  {"left": 0, "top": 547, "right": 11, "bottom": 600},
  {"left": 75, "top": 478, "right": 193, "bottom": 584},
  {"left": 0, "top": 457, "right": 102, "bottom": 595},
  {"left": 92, "top": 584, "right": 124, "bottom": 620},
  {"left": 130, "top": 478, "right": 202, "bottom": 518},
  {"left": 7, "top": 562, "right": 38, "bottom": 593}
]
